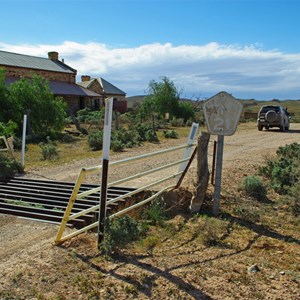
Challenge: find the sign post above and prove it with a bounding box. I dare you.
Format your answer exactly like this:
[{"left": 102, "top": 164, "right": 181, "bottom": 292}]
[{"left": 203, "top": 91, "right": 243, "bottom": 215}]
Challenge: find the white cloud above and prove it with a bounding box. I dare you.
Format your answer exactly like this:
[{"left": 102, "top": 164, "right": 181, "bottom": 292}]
[{"left": 1, "top": 41, "right": 300, "bottom": 99}]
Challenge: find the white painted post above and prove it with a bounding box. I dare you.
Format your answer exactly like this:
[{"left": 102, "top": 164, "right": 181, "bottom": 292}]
[
  {"left": 177, "top": 122, "right": 199, "bottom": 182},
  {"left": 21, "top": 114, "right": 27, "bottom": 167},
  {"left": 98, "top": 98, "right": 113, "bottom": 248}
]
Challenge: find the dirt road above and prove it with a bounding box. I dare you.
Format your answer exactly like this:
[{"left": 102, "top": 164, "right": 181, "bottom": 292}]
[{"left": 1, "top": 122, "right": 300, "bottom": 300}]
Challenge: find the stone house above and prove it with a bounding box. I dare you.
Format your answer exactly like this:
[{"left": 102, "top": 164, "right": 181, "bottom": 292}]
[
  {"left": 0, "top": 50, "right": 127, "bottom": 113},
  {"left": 77, "top": 76, "right": 127, "bottom": 113}
]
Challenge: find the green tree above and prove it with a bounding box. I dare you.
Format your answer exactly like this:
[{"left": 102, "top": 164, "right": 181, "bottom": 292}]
[
  {"left": 176, "top": 101, "right": 195, "bottom": 122},
  {"left": 0, "top": 69, "right": 14, "bottom": 122},
  {"left": 144, "top": 76, "right": 180, "bottom": 118},
  {"left": 8, "top": 75, "right": 67, "bottom": 136}
]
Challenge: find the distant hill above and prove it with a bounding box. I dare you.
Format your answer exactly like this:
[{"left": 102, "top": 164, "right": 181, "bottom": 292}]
[
  {"left": 126, "top": 95, "right": 146, "bottom": 109},
  {"left": 126, "top": 95, "right": 300, "bottom": 122}
]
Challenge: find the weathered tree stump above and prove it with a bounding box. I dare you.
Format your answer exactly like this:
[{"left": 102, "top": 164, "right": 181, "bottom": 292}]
[{"left": 189, "top": 131, "right": 210, "bottom": 213}]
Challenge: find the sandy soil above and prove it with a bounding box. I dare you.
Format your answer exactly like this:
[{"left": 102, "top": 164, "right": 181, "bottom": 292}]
[{"left": 1, "top": 122, "right": 300, "bottom": 300}]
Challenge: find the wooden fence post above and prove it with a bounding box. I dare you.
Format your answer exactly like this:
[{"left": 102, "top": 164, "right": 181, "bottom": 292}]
[{"left": 189, "top": 131, "right": 210, "bottom": 213}]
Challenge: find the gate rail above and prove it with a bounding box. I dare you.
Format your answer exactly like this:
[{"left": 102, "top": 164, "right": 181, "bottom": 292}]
[{"left": 55, "top": 123, "right": 199, "bottom": 245}]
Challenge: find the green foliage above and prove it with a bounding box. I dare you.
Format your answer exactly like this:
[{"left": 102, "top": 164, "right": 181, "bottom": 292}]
[
  {"left": 111, "top": 139, "right": 125, "bottom": 152},
  {"left": 146, "top": 76, "right": 180, "bottom": 117},
  {"left": 163, "top": 130, "right": 178, "bottom": 139},
  {"left": 39, "top": 137, "right": 58, "bottom": 160},
  {"left": 0, "top": 154, "right": 24, "bottom": 181},
  {"left": 77, "top": 108, "right": 104, "bottom": 124},
  {"left": 0, "top": 120, "right": 18, "bottom": 137},
  {"left": 241, "top": 176, "right": 267, "bottom": 200},
  {"left": 170, "top": 118, "right": 185, "bottom": 127},
  {"left": 87, "top": 131, "right": 103, "bottom": 151},
  {"left": 200, "top": 217, "right": 224, "bottom": 247},
  {"left": 289, "top": 182, "right": 300, "bottom": 216},
  {"left": 175, "top": 101, "right": 195, "bottom": 122},
  {"left": 259, "top": 143, "right": 300, "bottom": 194},
  {"left": 143, "top": 198, "right": 166, "bottom": 226},
  {"left": 99, "top": 216, "right": 147, "bottom": 256},
  {"left": 3, "top": 75, "right": 67, "bottom": 136},
  {"left": 144, "top": 128, "right": 159, "bottom": 143},
  {"left": 112, "top": 127, "right": 141, "bottom": 149}
]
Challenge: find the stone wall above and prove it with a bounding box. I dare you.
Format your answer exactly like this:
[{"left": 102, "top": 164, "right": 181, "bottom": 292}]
[{"left": 1, "top": 65, "right": 76, "bottom": 83}]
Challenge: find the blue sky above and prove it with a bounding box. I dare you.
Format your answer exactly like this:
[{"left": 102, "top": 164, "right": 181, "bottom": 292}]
[{"left": 1, "top": 0, "right": 300, "bottom": 100}]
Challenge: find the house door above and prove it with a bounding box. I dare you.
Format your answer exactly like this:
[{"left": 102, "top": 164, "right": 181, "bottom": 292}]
[{"left": 79, "top": 97, "right": 85, "bottom": 109}]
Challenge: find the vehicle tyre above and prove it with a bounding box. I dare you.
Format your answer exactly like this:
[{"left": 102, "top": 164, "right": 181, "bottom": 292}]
[
  {"left": 280, "top": 125, "right": 285, "bottom": 132},
  {"left": 265, "top": 110, "right": 277, "bottom": 122},
  {"left": 258, "top": 125, "right": 263, "bottom": 131},
  {"left": 285, "top": 124, "right": 290, "bottom": 131}
]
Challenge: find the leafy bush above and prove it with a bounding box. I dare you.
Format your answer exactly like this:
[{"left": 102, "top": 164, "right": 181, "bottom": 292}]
[
  {"left": 145, "top": 129, "right": 159, "bottom": 143},
  {"left": 170, "top": 118, "right": 185, "bottom": 127},
  {"left": 200, "top": 217, "right": 224, "bottom": 247},
  {"left": 39, "top": 137, "right": 58, "bottom": 160},
  {"left": 111, "top": 140, "right": 124, "bottom": 152},
  {"left": 289, "top": 182, "right": 300, "bottom": 216},
  {"left": 163, "top": 130, "right": 178, "bottom": 139},
  {"left": 0, "top": 120, "right": 18, "bottom": 137},
  {"left": 77, "top": 108, "right": 104, "bottom": 124},
  {"left": 87, "top": 131, "right": 103, "bottom": 151},
  {"left": 0, "top": 154, "right": 24, "bottom": 181},
  {"left": 143, "top": 198, "right": 165, "bottom": 226},
  {"left": 259, "top": 143, "right": 300, "bottom": 194},
  {"left": 241, "top": 176, "right": 266, "bottom": 200},
  {"left": 99, "top": 216, "right": 147, "bottom": 256}
]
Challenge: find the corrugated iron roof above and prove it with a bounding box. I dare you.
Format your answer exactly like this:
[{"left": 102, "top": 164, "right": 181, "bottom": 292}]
[
  {"left": 0, "top": 50, "right": 75, "bottom": 74},
  {"left": 50, "top": 81, "right": 100, "bottom": 97},
  {"left": 77, "top": 77, "right": 126, "bottom": 95},
  {"left": 99, "top": 77, "right": 125, "bottom": 95}
]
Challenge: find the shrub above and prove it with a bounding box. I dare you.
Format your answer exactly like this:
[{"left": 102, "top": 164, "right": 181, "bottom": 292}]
[
  {"left": 170, "top": 118, "right": 185, "bottom": 127},
  {"left": 242, "top": 176, "right": 267, "bottom": 200},
  {"left": 143, "top": 198, "right": 165, "bottom": 226},
  {"left": 111, "top": 140, "right": 124, "bottom": 152},
  {"left": 87, "top": 131, "right": 103, "bottom": 151},
  {"left": 0, "top": 154, "right": 24, "bottom": 181},
  {"left": 77, "top": 108, "right": 104, "bottom": 124},
  {"left": 145, "top": 129, "right": 159, "bottom": 143},
  {"left": 0, "top": 120, "right": 18, "bottom": 137},
  {"left": 163, "top": 130, "right": 178, "bottom": 139},
  {"left": 259, "top": 143, "right": 300, "bottom": 194},
  {"left": 200, "top": 217, "right": 224, "bottom": 247},
  {"left": 12, "top": 137, "right": 22, "bottom": 150},
  {"left": 99, "top": 216, "right": 146, "bottom": 256},
  {"left": 39, "top": 137, "right": 58, "bottom": 160}
]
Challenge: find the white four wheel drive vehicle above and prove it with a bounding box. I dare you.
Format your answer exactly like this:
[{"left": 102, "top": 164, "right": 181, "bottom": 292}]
[{"left": 257, "top": 105, "right": 290, "bottom": 131}]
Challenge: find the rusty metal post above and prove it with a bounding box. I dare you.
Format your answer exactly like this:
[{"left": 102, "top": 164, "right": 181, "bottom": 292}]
[
  {"left": 213, "top": 135, "right": 224, "bottom": 216},
  {"left": 211, "top": 140, "right": 217, "bottom": 185}
]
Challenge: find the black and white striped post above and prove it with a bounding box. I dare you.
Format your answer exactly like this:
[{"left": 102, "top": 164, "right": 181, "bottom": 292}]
[{"left": 98, "top": 97, "right": 113, "bottom": 249}]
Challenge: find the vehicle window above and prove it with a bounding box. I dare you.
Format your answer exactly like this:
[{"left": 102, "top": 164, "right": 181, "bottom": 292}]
[{"left": 260, "top": 106, "right": 280, "bottom": 113}]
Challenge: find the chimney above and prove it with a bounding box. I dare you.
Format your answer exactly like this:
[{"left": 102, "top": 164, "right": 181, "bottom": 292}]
[
  {"left": 48, "top": 51, "right": 59, "bottom": 61},
  {"left": 81, "top": 75, "right": 91, "bottom": 82}
]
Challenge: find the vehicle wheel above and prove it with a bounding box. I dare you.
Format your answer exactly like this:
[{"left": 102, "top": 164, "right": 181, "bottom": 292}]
[
  {"left": 265, "top": 110, "right": 277, "bottom": 122},
  {"left": 280, "top": 125, "right": 285, "bottom": 132},
  {"left": 285, "top": 124, "right": 290, "bottom": 131},
  {"left": 258, "top": 125, "right": 263, "bottom": 131},
  {"left": 265, "top": 125, "right": 270, "bottom": 130}
]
